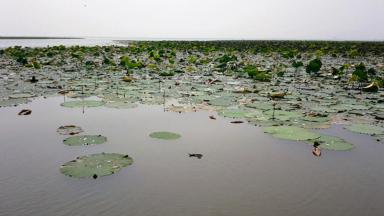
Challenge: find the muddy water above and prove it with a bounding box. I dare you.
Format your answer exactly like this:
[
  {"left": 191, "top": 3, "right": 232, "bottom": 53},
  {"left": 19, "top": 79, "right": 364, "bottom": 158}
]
[{"left": 0, "top": 96, "right": 383, "bottom": 216}]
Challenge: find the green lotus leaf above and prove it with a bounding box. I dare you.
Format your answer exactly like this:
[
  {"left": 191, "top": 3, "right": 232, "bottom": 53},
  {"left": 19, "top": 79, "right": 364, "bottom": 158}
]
[
  {"left": 218, "top": 108, "right": 263, "bottom": 119},
  {"left": 245, "top": 102, "right": 274, "bottom": 110},
  {"left": 57, "top": 125, "right": 83, "bottom": 135},
  {"left": 61, "top": 100, "right": 105, "bottom": 108},
  {"left": 105, "top": 101, "right": 138, "bottom": 109},
  {"left": 306, "top": 135, "right": 354, "bottom": 151},
  {"left": 60, "top": 153, "right": 133, "bottom": 178},
  {"left": 264, "top": 126, "right": 320, "bottom": 141},
  {"left": 63, "top": 135, "right": 107, "bottom": 146},
  {"left": 0, "top": 98, "right": 31, "bottom": 107},
  {"left": 9, "top": 93, "right": 35, "bottom": 99},
  {"left": 149, "top": 131, "right": 181, "bottom": 140},
  {"left": 345, "top": 124, "right": 384, "bottom": 135},
  {"left": 263, "top": 110, "right": 302, "bottom": 121},
  {"left": 208, "top": 96, "right": 235, "bottom": 107}
]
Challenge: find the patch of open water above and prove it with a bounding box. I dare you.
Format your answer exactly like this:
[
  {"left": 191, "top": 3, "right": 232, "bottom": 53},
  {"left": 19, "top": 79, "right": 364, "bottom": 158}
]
[{"left": 0, "top": 96, "right": 383, "bottom": 216}]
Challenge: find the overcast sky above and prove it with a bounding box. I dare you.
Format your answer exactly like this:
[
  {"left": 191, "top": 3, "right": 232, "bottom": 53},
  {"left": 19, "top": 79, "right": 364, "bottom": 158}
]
[{"left": 0, "top": 0, "right": 383, "bottom": 40}]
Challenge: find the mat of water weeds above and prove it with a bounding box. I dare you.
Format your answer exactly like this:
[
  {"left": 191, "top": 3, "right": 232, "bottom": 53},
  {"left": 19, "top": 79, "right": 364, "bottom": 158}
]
[{"left": 60, "top": 153, "right": 133, "bottom": 178}]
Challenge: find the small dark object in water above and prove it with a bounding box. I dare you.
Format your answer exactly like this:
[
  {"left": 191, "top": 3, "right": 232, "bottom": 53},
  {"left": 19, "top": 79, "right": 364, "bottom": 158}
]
[
  {"left": 30, "top": 76, "right": 38, "bottom": 83},
  {"left": 230, "top": 120, "right": 243, "bottom": 124},
  {"left": 209, "top": 115, "right": 216, "bottom": 120},
  {"left": 312, "top": 141, "right": 322, "bottom": 157},
  {"left": 123, "top": 155, "right": 129, "bottom": 158},
  {"left": 313, "top": 141, "right": 320, "bottom": 147},
  {"left": 93, "top": 174, "right": 98, "bottom": 179},
  {"left": 189, "top": 153, "right": 203, "bottom": 159},
  {"left": 18, "top": 109, "right": 32, "bottom": 115}
]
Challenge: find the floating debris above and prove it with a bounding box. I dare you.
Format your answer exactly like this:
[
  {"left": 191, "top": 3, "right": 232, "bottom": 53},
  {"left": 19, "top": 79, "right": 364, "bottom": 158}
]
[
  {"left": 18, "top": 109, "right": 32, "bottom": 115},
  {"left": 57, "top": 125, "right": 84, "bottom": 135},
  {"left": 188, "top": 153, "right": 203, "bottom": 159}
]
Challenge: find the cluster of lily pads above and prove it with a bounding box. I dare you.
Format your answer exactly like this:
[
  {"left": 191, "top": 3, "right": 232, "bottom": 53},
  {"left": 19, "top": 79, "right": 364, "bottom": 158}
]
[
  {"left": 57, "top": 125, "right": 133, "bottom": 179},
  {"left": 0, "top": 41, "right": 383, "bottom": 161},
  {"left": 56, "top": 124, "right": 182, "bottom": 179}
]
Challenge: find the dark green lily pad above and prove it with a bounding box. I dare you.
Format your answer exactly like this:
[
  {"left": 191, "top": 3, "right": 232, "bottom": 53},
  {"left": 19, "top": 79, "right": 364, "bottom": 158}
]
[
  {"left": 149, "top": 131, "right": 181, "bottom": 140},
  {"left": 63, "top": 135, "right": 107, "bottom": 146},
  {"left": 306, "top": 135, "right": 354, "bottom": 151},
  {"left": 264, "top": 126, "right": 320, "bottom": 141},
  {"left": 57, "top": 125, "right": 84, "bottom": 135},
  {"left": 345, "top": 124, "right": 384, "bottom": 135},
  {"left": 61, "top": 100, "right": 105, "bottom": 108},
  {"left": 60, "top": 153, "right": 133, "bottom": 178}
]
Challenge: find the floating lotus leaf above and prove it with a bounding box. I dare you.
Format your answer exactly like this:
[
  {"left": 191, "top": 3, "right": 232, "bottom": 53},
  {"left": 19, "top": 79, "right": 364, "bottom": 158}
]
[
  {"left": 60, "top": 153, "right": 133, "bottom": 178},
  {"left": 263, "top": 110, "right": 302, "bottom": 121},
  {"left": 63, "top": 135, "right": 107, "bottom": 146},
  {"left": 301, "top": 115, "right": 330, "bottom": 123},
  {"left": 345, "top": 124, "right": 384, "bottom": 135},
  {"left": 61, "top": 100, "right": 105, "bottom": 108},
  {"left": 306, "top": 135, "right": 354, "bottom": 151},
  {"left": 219, "top": 108, "right": 263, "bottom": 119},
  {"left": 149, "top": 131, "right": 181, "bottom": 140},
  {"left": 208, "top": 96, "right": 235, "bottom": 107},
  {"left": 0, "top": 98, "right": 30, "bottom": 107},
  {"left": 9, "top": 93, "right": 35, "bottom": 99},
  {"left": 264, "top": 126, "right": 320, "bottom": 141},
  {"left": 57, "top": 125, "right": 84, "bottom": 135},
  {"left": 165, "top": 105, "right": 196, "bottom": 113},
  {"left": 105, "top": 101, "right": 138, "bottom": 109},
  {"left": 245, "top": 102, "right": 273, "bottom": 110}
]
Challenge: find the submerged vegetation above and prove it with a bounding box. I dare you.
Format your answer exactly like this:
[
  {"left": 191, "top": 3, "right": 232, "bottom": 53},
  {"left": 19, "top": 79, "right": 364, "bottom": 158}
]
[{"left": 1, "top": 40, "right": 384, "bottom": 178}]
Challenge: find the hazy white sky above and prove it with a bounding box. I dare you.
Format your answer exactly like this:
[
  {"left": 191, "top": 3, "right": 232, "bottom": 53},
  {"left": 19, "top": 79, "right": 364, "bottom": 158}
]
[{"left": 0, "top": 0, "right": 383, "bottom": 40}]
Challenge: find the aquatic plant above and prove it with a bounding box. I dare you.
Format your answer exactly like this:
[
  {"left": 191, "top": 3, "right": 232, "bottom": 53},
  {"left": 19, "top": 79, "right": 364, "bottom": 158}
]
[
  {"left": 57, "top": 125, "right": 84, "bottom": 135},
  {"left": 306, "top": 58, "right": 322, "bottom": 74},
  {"left": 63, "top": 135, "right": 107, "bottom": 146},
  {"left": 60, "top": 153, "right": 133, "bottom": 179},
  {"left": 149, "top": 131, "right": 181, "bottom": 140},
  {"left": 61, "top": 100, "right": 105, "bottom": 108},
  {"left": 264, "top": 126, "right": 320, "bottom": 141},
  {"left": 306, "top": 135, "right": 354, "bottom": 151}
]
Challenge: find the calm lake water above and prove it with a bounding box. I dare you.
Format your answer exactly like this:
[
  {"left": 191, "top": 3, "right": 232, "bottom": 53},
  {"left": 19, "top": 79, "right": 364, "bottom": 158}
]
[
  {"left": 0, "top": 96, "right": 383, "bottom": 216},
  {"left": 0, "top": 38, "right": 119, "bottom": 48}
]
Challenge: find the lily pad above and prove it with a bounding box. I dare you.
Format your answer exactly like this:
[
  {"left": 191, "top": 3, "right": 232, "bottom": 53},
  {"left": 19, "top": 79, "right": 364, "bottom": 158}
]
[
  {"left": 104, "top": 101, "right": 138, "bottom": 109},
  {"left": 345, "top": 124, "right": 384, "bottom": 135},
  {"left": 0, "top": 98, "right": 31, "bottom": 107},
  {"left": 264, "top": 126, "right": 320, "bottom": 141},
  {"left": 263, "top": 110, "right": 302, "bottom": 121},
  {"left": 306, "top": 135, "right": 354, "bottom": 151},
  {"left": 63, "top": 135, "right": 107, "bottom": 146},
  {"left": 219, "top": 108, "right": 264, "bottom": 119},
  {"left": 60, "top": 153, "right": 133, "bottom": 178},
  {"left": 57, "top": 125, "right": 84, "bottom": 135},
  {"left": 61, "top": 100, "right": 105, "bottom": 108},
  {"left": 149, "top": 131, "right": 181, "bottom": 140}
]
